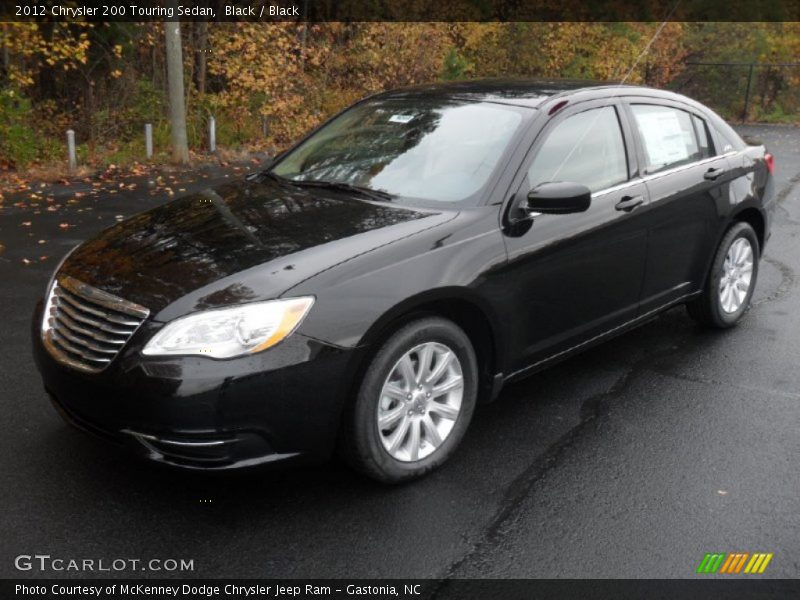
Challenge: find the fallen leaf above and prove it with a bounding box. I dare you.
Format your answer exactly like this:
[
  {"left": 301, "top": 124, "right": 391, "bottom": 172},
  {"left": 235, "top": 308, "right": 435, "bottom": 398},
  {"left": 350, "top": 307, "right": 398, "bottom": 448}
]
[
  {"left": 22, "top": 258, "right": 31, "bottom": 265},
  {"left": 38, "top": 239, "right": 46, "bottom": 244},
  {"left": 21, "top": 221, "right": 31, "bottom": 227},
  {"left": 717, "top": 490, "right": 728, "bottom": 495},
  {"left": 58, "top": 223, "right": 71, "bottom": 229}
]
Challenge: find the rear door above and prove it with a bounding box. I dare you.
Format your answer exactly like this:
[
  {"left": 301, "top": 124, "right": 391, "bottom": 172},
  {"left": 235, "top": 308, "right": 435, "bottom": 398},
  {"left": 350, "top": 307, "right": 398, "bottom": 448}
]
[
  {"left": 623, "top": 100, "right": 732, "bottom": 312},
  {"left": 500, "top": 100, "right": 649, "bottom": 375}
]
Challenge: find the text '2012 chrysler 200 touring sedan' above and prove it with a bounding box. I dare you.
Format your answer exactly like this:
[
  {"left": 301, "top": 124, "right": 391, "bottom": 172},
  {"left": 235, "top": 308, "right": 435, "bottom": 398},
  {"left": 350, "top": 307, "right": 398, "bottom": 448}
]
[{"left": 33, "top": 80, "right": 775, "bottom": 482}]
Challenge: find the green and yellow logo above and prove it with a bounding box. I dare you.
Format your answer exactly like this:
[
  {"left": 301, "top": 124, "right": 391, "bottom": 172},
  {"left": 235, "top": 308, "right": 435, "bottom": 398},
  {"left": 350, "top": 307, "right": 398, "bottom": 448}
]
[{"left": 697, "top": 552, "right": 773, "bottom": 574}]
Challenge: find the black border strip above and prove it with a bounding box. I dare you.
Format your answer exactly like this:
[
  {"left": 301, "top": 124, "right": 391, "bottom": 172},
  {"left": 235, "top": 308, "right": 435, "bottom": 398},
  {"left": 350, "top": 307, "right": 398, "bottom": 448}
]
[
  {"left": 2, "top": 0, "right": 800, "bottom": 22},
  {"left": 4, "top": 579, "right": 800, "bottom": 600}
]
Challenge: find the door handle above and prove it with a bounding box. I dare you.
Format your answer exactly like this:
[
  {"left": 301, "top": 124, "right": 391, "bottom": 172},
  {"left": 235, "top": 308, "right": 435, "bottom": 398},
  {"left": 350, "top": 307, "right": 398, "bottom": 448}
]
[
  {"left": 615, "top": 195, "right": 644, "bottom": 212},
  {"left": 704, "top": 167, "right": 726, "bottom": 181}
]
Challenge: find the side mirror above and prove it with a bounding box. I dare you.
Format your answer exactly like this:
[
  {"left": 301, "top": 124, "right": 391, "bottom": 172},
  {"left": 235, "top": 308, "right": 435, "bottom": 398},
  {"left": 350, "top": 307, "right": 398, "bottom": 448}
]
[{"left": 526, "top": 181, "right": 591, "bottom": 215}]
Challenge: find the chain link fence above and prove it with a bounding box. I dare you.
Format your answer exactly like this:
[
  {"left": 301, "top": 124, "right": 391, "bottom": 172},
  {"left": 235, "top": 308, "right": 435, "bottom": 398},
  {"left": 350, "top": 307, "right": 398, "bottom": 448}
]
[{"left": 660, "top": 62, "right": 800, "bottom": 123}]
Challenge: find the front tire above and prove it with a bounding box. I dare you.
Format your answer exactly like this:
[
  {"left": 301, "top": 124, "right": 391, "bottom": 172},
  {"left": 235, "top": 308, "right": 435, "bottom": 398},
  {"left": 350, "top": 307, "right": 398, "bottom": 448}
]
[
  {"left": 687, "top": 221, "right": 759, "bottom": 328},
  {"left": 340, "top": 317, "right": 478, "bottom": 483}
]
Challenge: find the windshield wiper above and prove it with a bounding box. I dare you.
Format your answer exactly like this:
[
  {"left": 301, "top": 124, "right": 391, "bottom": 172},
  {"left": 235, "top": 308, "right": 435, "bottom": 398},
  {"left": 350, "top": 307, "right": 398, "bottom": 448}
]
[
  {"left": 286, "top": 179, "right": 394, "bottom": 202},
  {"left": 249, "top": 170, "right": 287, "bottom": 183}
]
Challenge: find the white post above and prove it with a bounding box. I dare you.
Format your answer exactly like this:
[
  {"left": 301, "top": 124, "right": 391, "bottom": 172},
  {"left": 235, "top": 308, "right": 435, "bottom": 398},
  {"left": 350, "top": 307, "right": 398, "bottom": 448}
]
[
  {"left": 66, "top": 130, "right": 77, "bottom": 171},
  {"left": 145, "top": 123, "right": 153, "bottom": 158},
  {"left": 208, "top": 115, "right": 216, "bottom": 153}
]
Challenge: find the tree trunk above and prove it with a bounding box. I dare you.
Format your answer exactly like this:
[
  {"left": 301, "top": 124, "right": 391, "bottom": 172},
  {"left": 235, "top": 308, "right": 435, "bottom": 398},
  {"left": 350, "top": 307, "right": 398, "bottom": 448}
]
[
  {"left": 1, "top": 24, "right": 9, "bottom": 82},
  {"left": 165, "top": 5, "right": 189, "bottom": 164},
  {"left": 37, "top": 22, "right": 56, "bottom": 102},
  {"left": 195, "top": 21, "right": 208, "bottom": 96}
]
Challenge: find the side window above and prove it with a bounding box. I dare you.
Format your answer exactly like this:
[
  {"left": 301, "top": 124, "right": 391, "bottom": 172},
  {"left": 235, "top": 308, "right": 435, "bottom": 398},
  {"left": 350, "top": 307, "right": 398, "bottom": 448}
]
[
  {"left": 630, "top": 104, "right": 703, "bottom": 173},
  {"left": 711, "top": 117, "right": 746, "bottom": 153},
  {"left": 691, "top": 114, "right": 714, "bottom": 158},
  {"left": 527, "top": 106, "right": 628, "bottom": 193},
  {"left": 715, "top": 128, "right": 736, "bottom": 153}
]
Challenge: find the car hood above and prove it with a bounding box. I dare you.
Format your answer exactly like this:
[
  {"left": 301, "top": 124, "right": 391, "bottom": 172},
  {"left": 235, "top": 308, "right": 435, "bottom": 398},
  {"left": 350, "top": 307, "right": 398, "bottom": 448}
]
[{"left": 60, "top": 178, "right": 451, "bottom": 319}]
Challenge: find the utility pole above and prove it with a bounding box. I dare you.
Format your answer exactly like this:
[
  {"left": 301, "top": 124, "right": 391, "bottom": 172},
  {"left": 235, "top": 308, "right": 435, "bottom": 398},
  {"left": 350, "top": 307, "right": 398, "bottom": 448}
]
[{"left": 165, "top": 1, "right": 189, "bottom": 164}]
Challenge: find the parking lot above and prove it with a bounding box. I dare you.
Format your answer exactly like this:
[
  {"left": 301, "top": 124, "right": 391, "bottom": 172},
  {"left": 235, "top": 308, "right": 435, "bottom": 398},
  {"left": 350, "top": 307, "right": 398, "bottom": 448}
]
[{"left": 0, "top": 124, "right": 798, "bottom": 579}]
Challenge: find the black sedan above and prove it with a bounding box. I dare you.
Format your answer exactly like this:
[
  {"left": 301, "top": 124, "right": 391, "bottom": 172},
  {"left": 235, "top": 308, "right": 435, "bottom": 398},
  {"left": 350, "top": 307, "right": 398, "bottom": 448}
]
[{"left": 33, "top": 80, "right": 775, "bottom": 482}]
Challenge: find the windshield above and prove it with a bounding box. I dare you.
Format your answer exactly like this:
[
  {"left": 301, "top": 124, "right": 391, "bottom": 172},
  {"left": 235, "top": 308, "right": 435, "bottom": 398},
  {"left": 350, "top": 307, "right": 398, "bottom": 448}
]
[{"left": 271, "top": 98, "right": 526, "bottom": 203}]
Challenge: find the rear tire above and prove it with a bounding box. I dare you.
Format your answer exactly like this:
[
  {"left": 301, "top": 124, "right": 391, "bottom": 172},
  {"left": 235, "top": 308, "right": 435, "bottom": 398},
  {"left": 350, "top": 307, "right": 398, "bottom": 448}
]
[
  {"left": 340, "top": 317, "right": 478, "bottom": 483},
  {"left": 686, "top": 222, "right": 759, "bottom": 328}
]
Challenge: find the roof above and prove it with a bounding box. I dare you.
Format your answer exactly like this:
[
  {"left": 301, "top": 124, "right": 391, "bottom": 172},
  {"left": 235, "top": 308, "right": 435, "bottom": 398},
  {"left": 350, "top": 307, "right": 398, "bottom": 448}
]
[{"left": 378, "top": 78, "right": 645, "bottom": 108}]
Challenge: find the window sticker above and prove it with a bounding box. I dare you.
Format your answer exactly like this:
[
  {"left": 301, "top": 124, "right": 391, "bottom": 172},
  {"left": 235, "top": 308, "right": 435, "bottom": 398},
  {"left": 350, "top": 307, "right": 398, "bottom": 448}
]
[
  {"left": 636, "top": 110, "right": 690, "bottom": 168},
  {"left": 389, "top": 114, "right": 415, "bottom": 124}
]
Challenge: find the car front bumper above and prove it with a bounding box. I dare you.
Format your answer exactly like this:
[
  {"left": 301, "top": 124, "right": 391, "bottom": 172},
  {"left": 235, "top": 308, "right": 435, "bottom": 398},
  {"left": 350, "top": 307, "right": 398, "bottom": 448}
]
[{"left": 32, "top": 301, "right": 361, "bottom": 471}]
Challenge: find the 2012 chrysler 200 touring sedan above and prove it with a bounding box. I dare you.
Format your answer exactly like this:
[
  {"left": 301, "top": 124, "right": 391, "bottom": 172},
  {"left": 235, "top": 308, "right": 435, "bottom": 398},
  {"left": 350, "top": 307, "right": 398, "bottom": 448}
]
[{"left": 33, "top": 80, "right": 775, "bottom": 482}]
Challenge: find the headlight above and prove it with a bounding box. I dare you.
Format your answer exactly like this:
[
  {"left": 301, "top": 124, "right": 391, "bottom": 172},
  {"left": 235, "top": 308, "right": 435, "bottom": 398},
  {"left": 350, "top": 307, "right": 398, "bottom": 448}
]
[{"left": 142, "top": 297, "right": 314, "bottom": 359}]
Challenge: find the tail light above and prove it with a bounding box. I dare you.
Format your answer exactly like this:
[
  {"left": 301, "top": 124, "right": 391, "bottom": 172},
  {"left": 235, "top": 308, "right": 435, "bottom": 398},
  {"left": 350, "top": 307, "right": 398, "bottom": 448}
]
[{"left": 765, "top": 153, "right": 775, "bottom": 174}]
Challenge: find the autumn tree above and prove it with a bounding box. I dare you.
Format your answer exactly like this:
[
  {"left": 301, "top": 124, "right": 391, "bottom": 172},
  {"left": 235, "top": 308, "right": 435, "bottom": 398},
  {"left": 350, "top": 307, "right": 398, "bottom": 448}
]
[{"left": 1, "top": 20, "right": 798, "bottom": 172}]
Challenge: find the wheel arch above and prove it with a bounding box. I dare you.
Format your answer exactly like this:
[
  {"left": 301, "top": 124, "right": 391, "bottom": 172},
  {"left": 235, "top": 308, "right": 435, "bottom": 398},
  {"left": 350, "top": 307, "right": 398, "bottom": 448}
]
[
  {"left": 697, "top": 204, "right": 765, "bottom": 296},
  {"left": 731, "top": 206, "right": 766, "bottom": 252},
  {"left": 354, "top": 288, "right": 505, "bottom": 404}
]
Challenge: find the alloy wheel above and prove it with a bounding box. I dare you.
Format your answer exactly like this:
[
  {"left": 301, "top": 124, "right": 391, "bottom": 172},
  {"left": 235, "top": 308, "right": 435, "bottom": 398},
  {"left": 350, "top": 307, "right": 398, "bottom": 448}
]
[
  {"left": 719, "top": 237, "right": 754, "bottom": 313},
  {"left": 376, "top": 342, "right": 464, "bottom": 462}
]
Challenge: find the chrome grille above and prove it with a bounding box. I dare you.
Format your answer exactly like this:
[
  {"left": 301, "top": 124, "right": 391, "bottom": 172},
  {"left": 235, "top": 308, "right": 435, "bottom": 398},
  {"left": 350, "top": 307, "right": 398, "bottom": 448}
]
[{"left": 42, "top": 275, "right": 149, "bottom": 373}]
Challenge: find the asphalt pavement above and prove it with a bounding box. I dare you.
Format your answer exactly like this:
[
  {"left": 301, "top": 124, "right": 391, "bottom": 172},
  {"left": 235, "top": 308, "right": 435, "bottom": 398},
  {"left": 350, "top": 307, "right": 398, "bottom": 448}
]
[{"left": 0, "top": 125, "right": 798, "bottom": 580}]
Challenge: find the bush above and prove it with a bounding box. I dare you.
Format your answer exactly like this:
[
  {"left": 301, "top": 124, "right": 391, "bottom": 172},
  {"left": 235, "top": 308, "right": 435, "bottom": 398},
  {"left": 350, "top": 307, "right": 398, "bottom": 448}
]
[{"left": 0, "top": 88, "right": 55, "bottom": 169}]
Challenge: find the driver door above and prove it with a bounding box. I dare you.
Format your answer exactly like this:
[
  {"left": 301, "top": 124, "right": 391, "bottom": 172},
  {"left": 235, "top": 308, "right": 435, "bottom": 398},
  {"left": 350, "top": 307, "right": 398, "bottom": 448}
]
[{"left": 500, "top": 101, "right": 649, "bottom": 375}]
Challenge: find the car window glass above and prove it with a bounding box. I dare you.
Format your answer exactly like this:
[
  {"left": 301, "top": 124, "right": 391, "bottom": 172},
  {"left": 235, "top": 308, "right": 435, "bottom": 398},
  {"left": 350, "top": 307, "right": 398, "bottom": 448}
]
[
  {"left": 691, "top": 114, "right": 713, "bottom": 157},
  {"left": 527, "top": 106, "right": 628, "bottom": 193},
  {"left": 712, "top": 117, "right": 746, "bottom": 152},
  {"left": 272, "top": 99, "right": 525, "bottom": 203},
  {"left": 631, "top": 104, "right": 702, "bottom": 173},
  {"left": 716, "top": 130, "right": 736, "bottom": 153}
]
